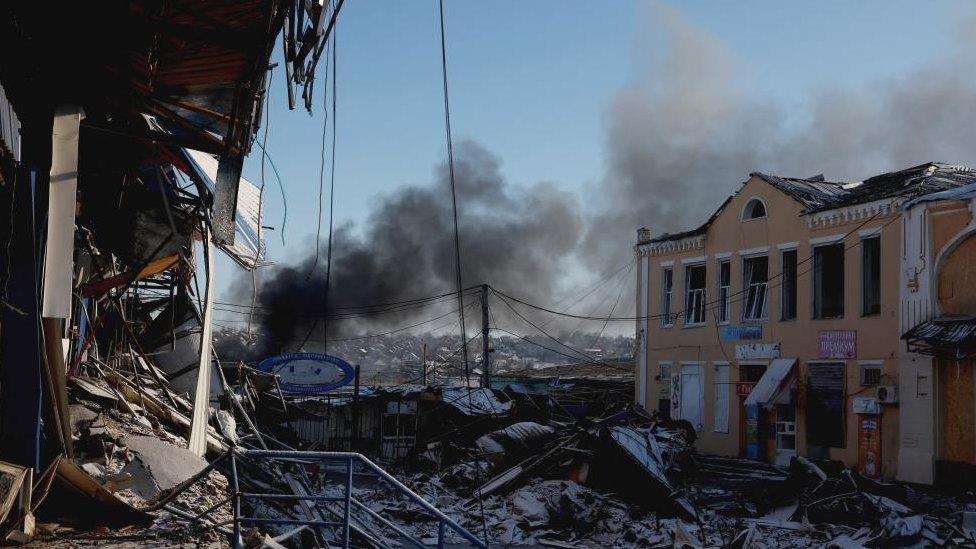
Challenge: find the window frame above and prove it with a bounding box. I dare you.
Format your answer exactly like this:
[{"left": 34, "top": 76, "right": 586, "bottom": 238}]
[
  {"left": 741, "top": 197, "right": 768, "bottom": 221},
  {"left": 861, "top": 235, "right": 881, "bottom": 317},
  {"left": 859, "top": 360, "right": 883, "bottom": 387},
  {"left": 717, "top": 259, "right": 731, "bottom": 324},
  {"left": 780, "top": 248, "right": 798, "bottom": 321},
  {"left": 659, "top": 361, "right": 672, "bottom": 381},
  {"left": 742, "top": 255, "right": 769, "bottom": 321},
  {"left": 684, "top": 263, "right": 707, "bottom": 326},
  {"left": 812, "top": 242, "right": 845, "bottom": 319},
  {"left": 661, "top": 266, "right": 674, "bottom": 327}
]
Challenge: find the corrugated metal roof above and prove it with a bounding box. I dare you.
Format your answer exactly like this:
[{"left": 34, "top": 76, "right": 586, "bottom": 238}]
[{"left": 903, "top": 315, "right": 976, "bottom": 358}]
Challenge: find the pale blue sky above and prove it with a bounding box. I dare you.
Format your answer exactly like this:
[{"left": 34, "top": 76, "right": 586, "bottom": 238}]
[{"left": 220, "top": 1, "right": 963, "bottom": 299}]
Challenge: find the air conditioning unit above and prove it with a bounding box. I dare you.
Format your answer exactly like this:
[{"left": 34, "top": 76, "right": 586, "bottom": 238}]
[{"left": 875, "top": 385, "right": 898, "bottom": 404}]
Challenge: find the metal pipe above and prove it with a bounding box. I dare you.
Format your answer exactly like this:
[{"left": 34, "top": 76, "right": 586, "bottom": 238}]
[
  {"left": 350, "top": 498, "right": 425, "bottom": 549},
  {"left": 438, "top": 520, "right": 445, "bottom": 549},
  {"left": 230, "top": 452, "right": 242, "bottom": 549},
  {"left": 240, "top": 493, "right": 345, "bottom": 502},
  {"left": 164, "top": 504, "right": 233, "bottom": 536},
  {"left": 343, "top": 458, "right": 353, "bottom": 549},
  {"left": 238, "top": 450, "right": 486, "bottom": 548},
  {"left": 194, "top": 494, "right": 233, "bottom": 522},
  {"left": 238, "top": 518, "right": 341, "bottom": 527},
  {"left": 141, "top": 450, "right": 232, "bottom": 511}
]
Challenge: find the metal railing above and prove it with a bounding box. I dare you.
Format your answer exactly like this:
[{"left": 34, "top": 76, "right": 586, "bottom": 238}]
[{"left": 229, "top": 449, "right": 488, "bottom": 549}]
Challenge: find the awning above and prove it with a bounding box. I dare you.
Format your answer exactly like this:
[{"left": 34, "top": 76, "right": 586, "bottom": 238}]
[
  {"left": 182, "top": 148, "right": 266, "bottom": 270},
  {"left": 744, "top": 358, "right": 797, "bottom": 408},
  {"left": 902, "top": 316, "right": 976, "bottom": 358}
]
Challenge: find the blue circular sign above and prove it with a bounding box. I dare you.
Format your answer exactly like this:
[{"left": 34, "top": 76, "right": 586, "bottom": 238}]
[{"left": 257, "top": 352, "right": 356, "bottom": 394}]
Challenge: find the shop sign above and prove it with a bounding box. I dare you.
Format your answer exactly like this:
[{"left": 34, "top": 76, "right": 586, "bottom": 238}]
[
  {"left": 736, "top": 382, "right": 756, "bottom": 398},
  {"left": 857, "top": 415, "right": 882, "bottom": 479},
  {"left": 734, "top": 342, "right": 780, "bottom": 359},
  {"left": 721, "top": 325, "right": 763, "bottom": 340},
  {"left": 852, "top": 396, "right": 881, "bottom": 415},
  {"left": 818, "top": 330, "right": 856, "bottom": 359}
]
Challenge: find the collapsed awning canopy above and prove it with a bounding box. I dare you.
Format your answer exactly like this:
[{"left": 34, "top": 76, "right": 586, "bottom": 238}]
[
  {"left": 902, "top": 316, "right": 976, "bottom": 359},
  {"left": 182, "top": 148, "right": 265, "bottom": 270},
  {"left": 744, "top": 358, "right": 797, "bottom": 408}
]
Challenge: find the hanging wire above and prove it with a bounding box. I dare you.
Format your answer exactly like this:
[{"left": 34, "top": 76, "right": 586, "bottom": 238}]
[
  {"left": 436, "top": 0, "right": 491, "bottom": 542},
  {"left": 323, "top": 29, "right": 338, "bottom": 353},
  {"left": 248, "top": 67, "right": 274, "bottom": 337}
]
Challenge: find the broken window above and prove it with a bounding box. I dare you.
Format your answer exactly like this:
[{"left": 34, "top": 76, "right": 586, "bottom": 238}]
[
  {"left": 742, "top": 256, "right": 768, "bottom": 320},
  {"left": 684, "top": 264, "right": 706, "bottom": 324},
  {"left": 718, "top": 260, "right": 731, "bottom": 323},
  {"left": 862, "top": 236, "right": 880, "bottom": 316},
  {"left": 743, "top": 198, "right": 766, "bottom": 220},
  {"left": 662, "top": 267, "right": 673, "bottom": 326},
  {"left": 806, "top": 362, "right": 846, "bottom": 448},
  {"left": 813, "top": 243, "right": 845, "bottom": 318},
  {"left": 781, "top": 250, "right": 797, "bottom": 320}
]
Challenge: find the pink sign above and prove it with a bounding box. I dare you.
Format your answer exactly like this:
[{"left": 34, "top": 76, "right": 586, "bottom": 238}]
[{"left": 818, "top": 330, "right": 856, "bottom": 359}]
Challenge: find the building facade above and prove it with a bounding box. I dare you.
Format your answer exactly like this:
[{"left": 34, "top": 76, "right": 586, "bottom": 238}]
[{"left": 635, "top": 163, "right": 976, "bottom": 483}]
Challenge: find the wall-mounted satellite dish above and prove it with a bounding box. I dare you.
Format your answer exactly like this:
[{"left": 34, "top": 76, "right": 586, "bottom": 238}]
[{"left": 257, "top": 352, "right": 356, "bottom": 394}]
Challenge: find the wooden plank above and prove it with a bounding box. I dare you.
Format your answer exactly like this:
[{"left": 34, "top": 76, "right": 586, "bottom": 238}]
[{"left": 941, "top": 359, "right": 975, "bottom": 463}]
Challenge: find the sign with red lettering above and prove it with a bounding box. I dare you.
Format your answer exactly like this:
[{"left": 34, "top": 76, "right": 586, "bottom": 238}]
[
  {"left": 818, "top": 330, "right": 856, "bottom": 359},
  {"left": 857, "top": 415, "right": 882, "bottom": 479},
  {"left": 736, "top": 382, "right": 756, "bottom": 398}
]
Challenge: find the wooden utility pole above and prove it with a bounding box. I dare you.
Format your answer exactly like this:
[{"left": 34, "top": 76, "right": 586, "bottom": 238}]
[
  {"left": 481, "top": 284, "right": 491, "bottom": 388},
  {"left": 421, "top": 343, "right": 428, "bottom": 385}
]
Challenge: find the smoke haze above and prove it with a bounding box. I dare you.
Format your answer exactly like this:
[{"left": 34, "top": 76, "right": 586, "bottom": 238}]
[{"left": 228, "top": 3, "right": 976, "bottom": 355}]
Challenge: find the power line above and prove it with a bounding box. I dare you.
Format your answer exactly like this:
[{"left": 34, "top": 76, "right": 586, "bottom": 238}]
[
  {"left": 491, "top": 289, "right": 633, "bottom": 373},
  {"left": 436, "top": 0, "right": 489, "bottom": 541},
  {"left": 491, "top": 198, "right": 900, "bottom": 323},
  {"left": 213, "top": 289, "right": 480, "bottom": 321},
  {"left": 215, "top": 287, "right": 479, "bottom": 313},
  {"left": 248, "top": 66, "right": 274, "bottom": 337},
  {"left": 308, "top": 34, "right": 332, "bottom": 276},
  {"left": 323, "top": 30, "right": 338, "bottom": 353},
  {"left": 539, "top": 259, "right": 633, "bottom": 328}
]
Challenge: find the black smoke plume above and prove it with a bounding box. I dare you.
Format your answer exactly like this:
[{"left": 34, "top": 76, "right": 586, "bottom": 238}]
[{"left": 231, "top": 140, "right": 582, "bottom": 356}]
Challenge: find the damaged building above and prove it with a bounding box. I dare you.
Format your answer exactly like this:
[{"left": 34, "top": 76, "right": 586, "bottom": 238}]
[{"left": 635, "top": 162, "right": 976, "bottom": 485}]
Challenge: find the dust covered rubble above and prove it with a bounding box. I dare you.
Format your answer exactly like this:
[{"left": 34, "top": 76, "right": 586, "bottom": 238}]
[{"left": 30, "top": 395, "right": 232, "bottom": 547}]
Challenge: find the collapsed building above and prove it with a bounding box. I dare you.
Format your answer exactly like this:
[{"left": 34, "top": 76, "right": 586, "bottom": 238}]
[
  {"left": 635, "top": 163, "right": 976, "bottom": 485},
  {"left": 1, "top": 1, "right": 975, "bottom": 547}
]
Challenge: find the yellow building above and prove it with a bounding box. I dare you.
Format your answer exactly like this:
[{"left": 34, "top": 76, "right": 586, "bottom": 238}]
[{"left": 634, "top": 162, "right": 976, "bottom": 483}]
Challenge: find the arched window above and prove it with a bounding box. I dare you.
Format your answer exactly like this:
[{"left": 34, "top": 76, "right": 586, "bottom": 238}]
[{"left": 742, "top": 198, "right": 767, "bottom": 220}]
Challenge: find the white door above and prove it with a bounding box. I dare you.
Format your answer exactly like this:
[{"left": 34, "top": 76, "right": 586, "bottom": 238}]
[
  {"left": 714, "top": 364, "right": 730, "bottom": 433},
  {"left": 680, "top": 364, "right": 703, "bottom": 430}
]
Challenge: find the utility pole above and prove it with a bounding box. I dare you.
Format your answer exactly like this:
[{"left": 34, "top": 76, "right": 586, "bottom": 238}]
[
  {"left": 421, "top": 343, "right": 428, "bottom": 385},
  {"left": 480, "top": 284, "right": 490, "bottom": 388}
]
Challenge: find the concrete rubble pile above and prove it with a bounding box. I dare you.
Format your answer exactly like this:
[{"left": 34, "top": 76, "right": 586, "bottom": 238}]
[
  {"left": 0, "top": 362, "right": 235, "bottom": 547},
  {"left": 308, "top": 397, "right": 976, "bottom": 548}
]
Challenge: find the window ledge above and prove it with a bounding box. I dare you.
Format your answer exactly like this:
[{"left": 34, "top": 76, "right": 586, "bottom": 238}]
[
  {"left": 812, "top": 315, "right": 845, "bottom": 321},
  {"left": 682, "top": 323, "right": 706, "bottom": 329},
  {"left": 662, "top": 324, "right": 674, "bottom": 329}
]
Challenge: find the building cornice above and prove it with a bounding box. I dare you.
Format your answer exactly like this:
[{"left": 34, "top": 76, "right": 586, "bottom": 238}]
[
  {"left": 636, "top": 234, "right": 705, "bottom": 257},
  {"left": 806, "top": 198, "right": 898, "bottom": 229}
]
